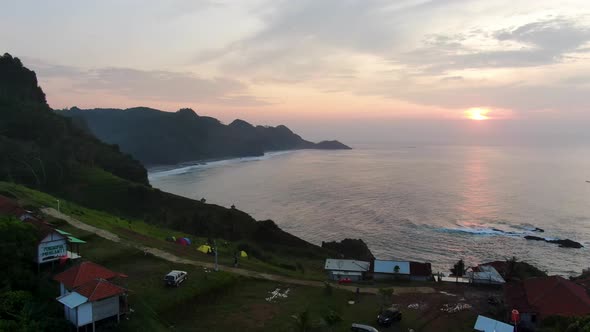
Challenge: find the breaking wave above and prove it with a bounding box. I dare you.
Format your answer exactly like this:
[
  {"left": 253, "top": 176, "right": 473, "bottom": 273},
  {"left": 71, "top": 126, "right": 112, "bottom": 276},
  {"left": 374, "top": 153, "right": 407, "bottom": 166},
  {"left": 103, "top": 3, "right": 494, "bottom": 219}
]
[{"left": 148, "top": 151, "right": 295, "bottom": 180}]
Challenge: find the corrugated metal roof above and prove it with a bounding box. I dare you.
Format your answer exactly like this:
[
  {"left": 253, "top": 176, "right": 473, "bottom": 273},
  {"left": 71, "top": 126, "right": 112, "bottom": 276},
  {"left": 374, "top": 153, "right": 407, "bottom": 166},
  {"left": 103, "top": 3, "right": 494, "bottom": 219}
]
[
  {"left": 324, "top": 259, "right": 370, "bottom": 272},
  {"left": 57, "top": 292, "right": 88, "bottom": 309},
  {"left": 474, "top": 315, "right": 514, "bottom": 332},
  {"left": 374, "top": 260, "right": 410, "bottom": 274},
  {"left": 67, "top": 236, "right": 86, "bottom": 244},
  {"left": 56, "top": 229, "right": 72, "bottom": 235},
  {"left": 469, "top": 265, "right": 505, "bottom": 284}
]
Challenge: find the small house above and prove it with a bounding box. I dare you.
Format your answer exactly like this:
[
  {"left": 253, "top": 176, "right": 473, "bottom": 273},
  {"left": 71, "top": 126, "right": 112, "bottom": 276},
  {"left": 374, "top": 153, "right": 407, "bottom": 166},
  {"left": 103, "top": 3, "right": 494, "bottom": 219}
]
[
  {"left": 324, "top": 259, "right": 370, "bottom": 281},
  {"left": 56, "top": 279, "right": 127, "bottom": 331},
  {"left": 54, "top": 261, "right": 128, "bottom": 331},
  {"left": 373, "top": 260, "right": 432, "bottom": 281},
  {"left": 474, "top": 315, "right": 514, "bottom": 332}
]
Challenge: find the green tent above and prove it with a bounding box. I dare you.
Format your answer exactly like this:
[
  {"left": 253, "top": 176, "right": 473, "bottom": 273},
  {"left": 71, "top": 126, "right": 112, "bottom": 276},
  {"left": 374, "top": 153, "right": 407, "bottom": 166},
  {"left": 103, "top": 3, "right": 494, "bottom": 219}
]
[{"left": 240, "top": 250, "right": 248, "bottom": 258}]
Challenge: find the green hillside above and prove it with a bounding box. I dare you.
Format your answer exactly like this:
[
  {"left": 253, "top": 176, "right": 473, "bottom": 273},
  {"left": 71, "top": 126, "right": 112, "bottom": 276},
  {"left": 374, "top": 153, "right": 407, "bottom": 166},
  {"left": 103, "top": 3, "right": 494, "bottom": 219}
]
[{"left": 0, "top": 52, "right": 331, "bottom": 263}]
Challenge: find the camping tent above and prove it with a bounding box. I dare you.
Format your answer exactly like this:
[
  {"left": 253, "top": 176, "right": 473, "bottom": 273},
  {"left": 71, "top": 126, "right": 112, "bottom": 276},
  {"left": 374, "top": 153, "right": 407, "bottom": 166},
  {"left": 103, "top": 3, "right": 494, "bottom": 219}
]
[
  {"left": 240, "top": 250, "right": 248, "bottom": 258},
  {"left": 166, "top": 236, "right": 176, "bottom": 242},
  {"left": 197, "top": 245, "right": 212, "bottom": 254},
  {"left": 176, "top": 238, "right": 190, "bottom": 246}
]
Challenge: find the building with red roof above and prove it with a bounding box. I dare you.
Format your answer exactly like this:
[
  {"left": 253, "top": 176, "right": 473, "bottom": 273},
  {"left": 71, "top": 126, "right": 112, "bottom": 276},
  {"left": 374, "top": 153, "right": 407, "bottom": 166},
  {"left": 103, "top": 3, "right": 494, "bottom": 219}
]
[
  {"left": 55, "top": 261, "right": 128, "bottom": 331},
  {"left": 54, "top": 261, "right": 122, "bottom": 291},
  {"left": 506, "top": 276, "right": 590, "bottom": 330},
  {"left": 73, "top": 278, "right": 127, "bottom": 302}
]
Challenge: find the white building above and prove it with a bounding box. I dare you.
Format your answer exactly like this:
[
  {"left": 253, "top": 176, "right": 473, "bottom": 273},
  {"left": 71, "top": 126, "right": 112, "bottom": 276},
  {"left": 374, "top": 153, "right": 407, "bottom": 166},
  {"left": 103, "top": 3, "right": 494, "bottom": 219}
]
[
  {"left": 324, "top": 259, "right": 370, "bottom": 281},
  {"left": 373, "top": 260, "right": 433, "bottom": 281}
]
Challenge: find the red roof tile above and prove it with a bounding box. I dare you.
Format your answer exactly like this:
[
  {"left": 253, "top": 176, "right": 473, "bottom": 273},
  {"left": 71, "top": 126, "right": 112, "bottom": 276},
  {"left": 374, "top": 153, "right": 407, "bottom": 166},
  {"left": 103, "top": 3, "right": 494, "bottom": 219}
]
[
  {"left": 74, "top": 279, "right": 126, "bottom": 302},
  {"left": 54, "top": 261, "right": 121, "bottom": 289},
  {"left": 506, "top": 276, "right": 590, "bottom": 318}
]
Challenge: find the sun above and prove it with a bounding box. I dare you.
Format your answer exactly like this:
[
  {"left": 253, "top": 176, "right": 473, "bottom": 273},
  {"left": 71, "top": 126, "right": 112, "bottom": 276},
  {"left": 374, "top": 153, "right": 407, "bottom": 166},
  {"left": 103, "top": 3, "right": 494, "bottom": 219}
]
[{"left": 465, "top": 108, "right": 490, "bottom": 121}]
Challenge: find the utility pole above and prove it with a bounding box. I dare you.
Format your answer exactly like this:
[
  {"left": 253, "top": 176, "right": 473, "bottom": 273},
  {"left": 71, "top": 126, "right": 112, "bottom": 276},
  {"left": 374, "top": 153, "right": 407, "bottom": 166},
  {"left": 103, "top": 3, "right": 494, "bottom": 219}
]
[{"left": 214, "top": 240, "right": 219, "bottom": 272}]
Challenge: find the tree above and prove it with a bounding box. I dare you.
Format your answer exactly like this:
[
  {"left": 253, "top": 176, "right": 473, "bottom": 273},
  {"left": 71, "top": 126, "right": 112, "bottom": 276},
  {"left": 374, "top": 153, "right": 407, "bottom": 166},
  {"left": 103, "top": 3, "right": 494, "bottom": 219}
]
[
  {"left": 291, "top": 309, "right": 311, "bottom": 332},
  {"left": 451, "top": 259, "right": 466, "bottom": 281},
  {"left": 506, "top": 256, "right": 518, "bottom": 280},
  {"left": 0, "top": 217, "right": 38, "bottom": 290}
]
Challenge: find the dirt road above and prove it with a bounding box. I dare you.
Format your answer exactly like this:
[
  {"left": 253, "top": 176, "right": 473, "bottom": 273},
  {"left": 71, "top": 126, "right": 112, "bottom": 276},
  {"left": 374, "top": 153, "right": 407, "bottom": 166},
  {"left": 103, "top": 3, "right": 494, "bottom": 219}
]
[{"left": 42, "top": 208, "right": 434, "bottom": 295}]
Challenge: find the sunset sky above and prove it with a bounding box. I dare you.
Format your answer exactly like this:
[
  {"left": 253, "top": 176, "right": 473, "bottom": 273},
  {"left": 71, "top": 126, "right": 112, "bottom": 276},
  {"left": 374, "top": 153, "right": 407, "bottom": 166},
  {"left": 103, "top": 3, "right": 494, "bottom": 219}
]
[{"left": 2, "top": 0, "right": 590, "bottom": 143}]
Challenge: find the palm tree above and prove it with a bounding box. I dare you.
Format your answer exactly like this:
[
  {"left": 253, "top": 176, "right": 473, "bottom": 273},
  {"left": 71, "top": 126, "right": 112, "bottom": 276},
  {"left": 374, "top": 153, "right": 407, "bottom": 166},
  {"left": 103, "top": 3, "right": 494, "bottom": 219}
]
[
  {"left": 506, "top": 256, "right": 518, "bottom": 280},
  {"left": 451, "top": 259, "right": 466, "bottom": 282}
]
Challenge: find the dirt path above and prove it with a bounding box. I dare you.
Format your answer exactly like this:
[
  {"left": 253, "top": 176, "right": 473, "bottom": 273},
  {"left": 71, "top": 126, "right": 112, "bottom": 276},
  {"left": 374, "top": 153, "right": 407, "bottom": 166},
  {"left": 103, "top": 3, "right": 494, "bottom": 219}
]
[{"left": 42, "top": 208, "right": 434, "bottom": 295}]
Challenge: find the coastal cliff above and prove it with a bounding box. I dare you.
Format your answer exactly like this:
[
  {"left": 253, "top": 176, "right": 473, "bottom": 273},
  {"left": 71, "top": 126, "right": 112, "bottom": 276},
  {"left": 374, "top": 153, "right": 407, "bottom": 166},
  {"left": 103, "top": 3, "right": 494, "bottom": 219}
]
[{"left": 57, "top": 107, "right": 351, "bottom": 166}]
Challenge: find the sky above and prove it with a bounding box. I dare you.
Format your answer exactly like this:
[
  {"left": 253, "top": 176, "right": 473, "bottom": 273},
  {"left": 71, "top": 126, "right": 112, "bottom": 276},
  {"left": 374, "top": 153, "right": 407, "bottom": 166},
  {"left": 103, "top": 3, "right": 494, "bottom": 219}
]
[{"left": 2, "top": 0, "right": 590, "bottom": 144}]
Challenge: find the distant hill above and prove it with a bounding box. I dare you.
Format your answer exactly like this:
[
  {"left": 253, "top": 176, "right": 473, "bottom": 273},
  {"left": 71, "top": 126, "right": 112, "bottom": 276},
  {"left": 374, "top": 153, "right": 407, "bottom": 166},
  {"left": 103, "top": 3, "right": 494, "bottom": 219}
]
[
  {"left": 57, "top": 107, "right": 351, "bottom": 166},
  {"left": 0, "top": 53, "right": 325, "bottom": 260}
]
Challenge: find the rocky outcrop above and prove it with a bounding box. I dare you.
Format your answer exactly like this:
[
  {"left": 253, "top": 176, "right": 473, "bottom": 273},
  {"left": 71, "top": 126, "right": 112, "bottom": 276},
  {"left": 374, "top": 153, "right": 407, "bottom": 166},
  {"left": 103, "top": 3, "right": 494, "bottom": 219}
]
[
  {"left": 524, "top": 236, "right": 583, "bottom": 248},
  {"left": 321, "top": 238, "right": 375, "bottom": 261}
]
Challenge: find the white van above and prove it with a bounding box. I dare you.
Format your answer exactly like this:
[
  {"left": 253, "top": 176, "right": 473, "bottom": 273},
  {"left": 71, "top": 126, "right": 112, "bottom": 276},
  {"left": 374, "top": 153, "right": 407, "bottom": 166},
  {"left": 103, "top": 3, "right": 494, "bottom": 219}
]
[{"left": 164, "top": 270, "right": 188, "bottom": 287}]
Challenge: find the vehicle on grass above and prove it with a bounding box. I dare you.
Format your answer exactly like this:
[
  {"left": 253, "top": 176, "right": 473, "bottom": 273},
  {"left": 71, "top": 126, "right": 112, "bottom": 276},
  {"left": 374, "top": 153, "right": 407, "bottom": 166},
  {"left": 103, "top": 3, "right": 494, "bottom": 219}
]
[
  {"left": 377, "top": 307, "right": 402, "bottom": 327},
  {"left": 351, "top": 323, "right": 380, "bottom": 332},
  {"left": 164, "top": 270, "right": 188, "bottom": 287},
  {"left": 338, "top": 277, "right": 353, "bottom": 284}
]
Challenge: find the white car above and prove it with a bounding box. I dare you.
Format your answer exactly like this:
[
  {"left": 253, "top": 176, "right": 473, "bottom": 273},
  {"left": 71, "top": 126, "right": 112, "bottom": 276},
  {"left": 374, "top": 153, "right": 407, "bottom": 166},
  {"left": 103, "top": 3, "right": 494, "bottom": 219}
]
[
  {"left": 164, "top": 270, "right": 188, "bottom": 287},
  {"left": 351, "top": 323, "right": 379, "bottom": 332}
]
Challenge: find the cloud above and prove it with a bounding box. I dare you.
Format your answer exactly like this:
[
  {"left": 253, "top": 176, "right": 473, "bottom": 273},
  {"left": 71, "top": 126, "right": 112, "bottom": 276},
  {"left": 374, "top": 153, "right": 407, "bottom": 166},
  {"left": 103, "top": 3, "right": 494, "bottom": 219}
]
[
  {"left": 26, "top": 59, "right": 270, "bottom": 106},
  {"left": 400, "top": 18, "right": 590, "bottom": 74}
]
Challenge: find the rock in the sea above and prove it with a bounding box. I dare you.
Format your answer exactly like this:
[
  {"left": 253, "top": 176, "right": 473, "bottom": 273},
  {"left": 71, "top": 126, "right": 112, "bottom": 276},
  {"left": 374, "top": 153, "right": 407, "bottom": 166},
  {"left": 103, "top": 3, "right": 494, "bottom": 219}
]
[
  {"left": 321, "top": 238, "right": 375, "bottom": 261},
  {"left": 551, "top": 239, "right": 584, "bottom": 249},
  {"left": 532, "top": 227, "right": 545, "bottom": 233},
  {"left": 524, "top": 236, "right": 583, "bottom": 248}
]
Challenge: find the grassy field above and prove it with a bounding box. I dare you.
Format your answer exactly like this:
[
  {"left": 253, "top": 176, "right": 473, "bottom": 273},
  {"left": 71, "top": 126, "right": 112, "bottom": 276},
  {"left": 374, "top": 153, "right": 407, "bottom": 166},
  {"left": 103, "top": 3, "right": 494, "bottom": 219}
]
[
  {"left": 0, "top": 181, "right": 327, "bottom": 280},
  {"left": 51, "top": 222, "right": 486, "bottom": 332}
]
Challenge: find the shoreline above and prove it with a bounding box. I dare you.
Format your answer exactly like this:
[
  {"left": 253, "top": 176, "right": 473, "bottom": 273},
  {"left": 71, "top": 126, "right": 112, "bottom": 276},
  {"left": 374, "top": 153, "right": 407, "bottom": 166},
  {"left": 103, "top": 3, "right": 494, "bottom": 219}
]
[{"left": 147, "top": 150, "right": 299, "bottom": 180}]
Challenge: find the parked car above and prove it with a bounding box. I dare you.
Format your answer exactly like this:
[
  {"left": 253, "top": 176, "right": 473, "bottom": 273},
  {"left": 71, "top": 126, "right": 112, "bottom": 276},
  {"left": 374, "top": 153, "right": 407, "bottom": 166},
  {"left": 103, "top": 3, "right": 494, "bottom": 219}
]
[
  {"left": 351, "top": 323, "right": 379, "bottom": 332},
  {"left": 377, "top": 307, "right": 402, "bottom": 327},
  {"left": 338, "top": 277, "right": 353, "bottom": 284},
  {"left": 164, "top": 270, "right": 188, "bottom": 287}
]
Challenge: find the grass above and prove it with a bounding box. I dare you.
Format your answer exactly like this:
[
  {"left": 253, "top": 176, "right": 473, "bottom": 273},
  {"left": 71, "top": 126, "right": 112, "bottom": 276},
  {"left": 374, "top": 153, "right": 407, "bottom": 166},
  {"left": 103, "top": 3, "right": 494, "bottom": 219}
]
[
  {"left": 3, "top": 182, "right": 482, "bottom": 331},
  {"left": 0, "top": 181, "right": 327, "bottom": 280},
  {"left": 57, "top": 222, "right": 478, "bottom": 332}
]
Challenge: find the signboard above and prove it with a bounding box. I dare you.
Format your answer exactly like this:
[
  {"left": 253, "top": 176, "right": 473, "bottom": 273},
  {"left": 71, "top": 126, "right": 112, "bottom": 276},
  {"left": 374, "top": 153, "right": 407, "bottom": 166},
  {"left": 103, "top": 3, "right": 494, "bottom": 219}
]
[{"left": 38, "top": 239, "right": 67, "bottom": 263}]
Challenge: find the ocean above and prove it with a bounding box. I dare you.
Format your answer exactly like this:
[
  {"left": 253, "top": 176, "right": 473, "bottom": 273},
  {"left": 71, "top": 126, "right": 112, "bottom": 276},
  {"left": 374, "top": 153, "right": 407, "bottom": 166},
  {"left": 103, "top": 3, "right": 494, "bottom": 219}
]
[{"left": 148, "top": 144, "right": 590, "bottom": 276}]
